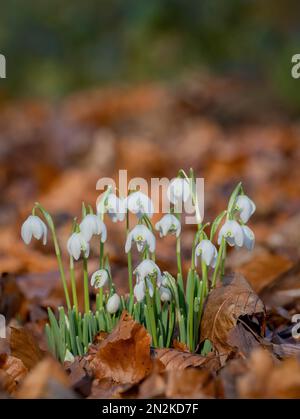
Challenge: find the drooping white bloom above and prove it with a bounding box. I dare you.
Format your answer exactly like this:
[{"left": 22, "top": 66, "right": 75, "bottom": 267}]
[
  {"left": 241, "top": 225, "right": 255, "bottom": 250},
  {"left": 159, "top": 286, "right": 172, "bottom": 302},
  {"left": 134, "top": 281, "right": 146, "bottom": 302},
  {"left": 134, "top": 259, "right": 162, "bottom": 287},
  {"left": 79, "top": 214, "right": 107, "bottom": 242},
  {"left": 106, "top": 293, "right": 120, "bottom": 314},
  {"left": 167, "top": 178, "right": 190, "bottom": 205},
  {"left": 125, "top": 224, "right": 155, "bottom": 253},
  {"left": 90, "top": 269, "right": 109, "bottom": 289},
  {"left": 21, "top": 215, "right": 47, "bottom": 245},
  {"left": 64, "top": 349, "right": 75, "bottom": 363},
  {"left": 97, "top": 193, "right": 126, "bottom": 223},
  {"left": 126, "top": 191, "right": 154, "bottom": 218},
  {"left": 218, "top": 220, "right": 244, "bottom": 247},
  {"left": 195, "top": 239, "right": 218, "bottom": 268},
  {"left": 235, "top": 195, "right": 256, "bottom": 224},
  {"left": 67, "top": 232, "right": 90, "bottom": 260},
  {"left": 133, "top": 280, "right": 154, "bottom": 302},
  {"left": 155, "top": 214, "right": 181, "bottom": 238}
]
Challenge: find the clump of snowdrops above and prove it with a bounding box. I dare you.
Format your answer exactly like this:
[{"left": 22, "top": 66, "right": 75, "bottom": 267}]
[{"left": 21, "top": 169, "right": 255, "bottom": 362}]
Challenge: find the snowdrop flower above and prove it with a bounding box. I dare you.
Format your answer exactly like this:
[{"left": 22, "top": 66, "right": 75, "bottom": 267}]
[
  {"left": 159, "top": 286, "right": 172, "bottom": 302},
  {"left": 90, "top": 269, "right": 109, "bottom": 289},
  {"left": 195, "top": 239, "right": 218, "bottom": 268},
  {"left": 79, "top": 214, "right": 107, "bottom": 242},
  {"left": 126, "top": 191, "right": 154, "bottom": 218},
  {"left": 21, "top": 215, "right": 47, "bottom": 245},
  {"left": 106, "top": 293, "right": 120, "bottom": 314},
  {"left": 235, "top": 195, "right": 256, "bottom": 224},
  {"left": 134, "top": 281, "right": 146, "bottom": 302},
  {"left": 218, "top": 220, "right": 244, "bottom": 247},
  {"left": 125, "top": 224, "right": 155, "bottom": 253},
  {"left": 133, "top": 280, "right": 154, "bottom": 302},
  {"left": 97, "top": 193, "right": 126, "bottom": 223},
  {"left": 241, "top": 225, "right": 255, "bottom": 250},
  {"left": 155, "top": 214, "right": 181, "bottom": 238},
  {"left": 134, "top": 259, "right": 162, "bottom": 287},
  {"left": 167, "top": 178, "right": 190, "bottom": 205},
  {"left": 67, "top": 232, "right": 90, "bottom": 260}
]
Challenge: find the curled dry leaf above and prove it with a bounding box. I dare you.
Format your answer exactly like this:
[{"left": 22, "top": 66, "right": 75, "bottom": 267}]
[
  {"left": 237, "top": 348, "right": 300, "bottom": 399},
  {"left": 200, "top": 273, "right": 265, "bottom": 362},
  {"left": 89, "top": 311, "right": 152, "bottom": 385},
  {"left": 236, "top": 250, "right": 293, "bottom": 294},
  {"left": 154, "top": 348, "right": 220, "bottom": 371},
  {"left": 138, "top": 361, "right": 218, "bottom": 399},
  {"left": 0, "top": 354, "right": 28, "bottom": 394},
  {"left": 16, "top": 357, "right": 72, "bottom": 399},
  {"left": 10, "top": 327, "right": 44, "bottom": 370}
]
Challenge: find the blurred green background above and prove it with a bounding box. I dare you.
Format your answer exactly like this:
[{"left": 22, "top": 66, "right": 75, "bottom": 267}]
[{"left": 1, "top": 0, "right": 300, "bottom": 108}]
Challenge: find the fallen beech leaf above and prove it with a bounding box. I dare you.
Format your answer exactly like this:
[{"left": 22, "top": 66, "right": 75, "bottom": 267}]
[
  {"left": 139, "top": 364, "right": 218, "bottom": 399},
  {"left": 172, "top": 340, "right": 190, "bottom": 352},
  {"left": 10, "top": 327, "right": 44, "bottom": 369},
  {"left": 16, "top": 357, "right": 72, "bottom": 399},
  {"left": 200, "top": 273, "right": 265, "bottom": 362},
  {"left": 154, "top": 348, "right": 220, "bottom": 371},
  {"left": 227, "top": 323, "right": 261, "bottom": 358},
  {"left": 237, "top": 348, "right": 300, "bottom": 399},
  {"left": 236, "top": 250, "right": 293, "bottom": 294},
  {"left": 89, "top": 311, "right": 152, "bottom": 384},
  {"left": 260, "top": 262, "right": 300, "bottom": 308},
  {"left": 88, "top": 378, "right": 133, "bottom": 399},
  {"left": 0, "top": 273, "right": 24, "bottom": 321},
  {"left": 165, "top": 368, "right": 217, "bottom": 399},
  {"left": 0, "top": 354, "right": 28, "bottom": 394}
]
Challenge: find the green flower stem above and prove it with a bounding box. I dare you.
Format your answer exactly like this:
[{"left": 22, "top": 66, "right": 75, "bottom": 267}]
[
  {"left": 99, "top": 210, "right": 105, "bottom": 269},
  {"left": 221, "top": 241, "right": 227, "bottom": 276},
  {"left": 145, "top": 286, "right": 158, "bottom": 347},
  {"left": 35, "top": 203, "right": 71, "bottom": 310},
  {"left": 83, "top": 256, "right": 90, "bottom": 314},
  {"left": 99, "top": 241, "right": 104, "bottom": 269},
  {"left": 126, "top": 211, "right": 133, "bottom": 297},
  {"left": 191, "top": 233, "right": 198, "bottom": 270},
  {"left": 201, "top": 259, "right": 208, "bottom": 297},
  {"left": 187, "top": 269, "right": 195, "bottom": 351},
  {"left": 212, "top": 237, "right": 226, "bottom": 288},
  {"left": 176, "top": 236, "right": 183, "bottom": 277},
  {"left": 69, "top": 256, "right": 78, "bottom": 314}
]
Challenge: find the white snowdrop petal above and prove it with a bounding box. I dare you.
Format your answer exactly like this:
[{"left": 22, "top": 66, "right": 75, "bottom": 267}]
[
  {"left": 159, "top": 286, "right": 172, "bottom": 302},
  {"left": 91, "top": 269, "right": 109, "bottom": 288},
  {"left": 167, "top": 178, "right": 190, "bottom": 204},
  {"left": 231, "top": 221, "right": 244, "bottom": 247},
  {"left": 242, "top": 225, "right": 255, "bottom": 250},
  {"left": 21, "top": 219, "right": 32, "bottom": 244},
  {"left": 147, "top": 232, "right": 156, "bottom": 253},
  {"left": 134, "top": 281, "right": 145, "bottom": 302},
  {"left": 31, "top": 217, "right": 43, "bottom": 240},
  {"left": 127, "top": 192, "right": 154, "bottom": 218},
  {"left": 236, "top": 195, "right": 256, "bottom": 224},
  {"left": 125, "top": 232, "right": 133, "bottom": 253},
  {"left": 106, "top": 294, "right": 120, "bottom": 314},
  {"left": 100, "top": 221, "right": 107, "bottom": 243}
]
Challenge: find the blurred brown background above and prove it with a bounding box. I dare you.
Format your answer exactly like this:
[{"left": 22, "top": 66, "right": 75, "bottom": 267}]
[{"left": 0, "top": 1, "right": 300, "bottom": 316}]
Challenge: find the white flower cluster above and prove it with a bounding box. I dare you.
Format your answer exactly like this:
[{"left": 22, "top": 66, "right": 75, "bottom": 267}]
[
  {"left": 218, "top": 195, "right": 255, "bottom": 250},
  {"left": 21, "top": 179, "right": 256, "bottom": 312}
]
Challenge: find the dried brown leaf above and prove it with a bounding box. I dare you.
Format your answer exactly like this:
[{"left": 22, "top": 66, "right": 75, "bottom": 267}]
[
  {"left": 16, "top": 357, "right": 72, "bottom": 399},
  {"left": 89, "top": 311, "right": 152, "bottom": 384},
  {"left": 200, "top": 273, "right": 265, "bottom": 362},
  {"left": 10, "top": 327, "right": 44, "bottom": 370},
  {"left": 154, "top": 348, "right": 220, "bottom": 371},
  {"left": 0, "top": 354, "right": 28, "bottom": 394},
  {"left": 237, "top": 348, "right": 300, "bottom": 399}
]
